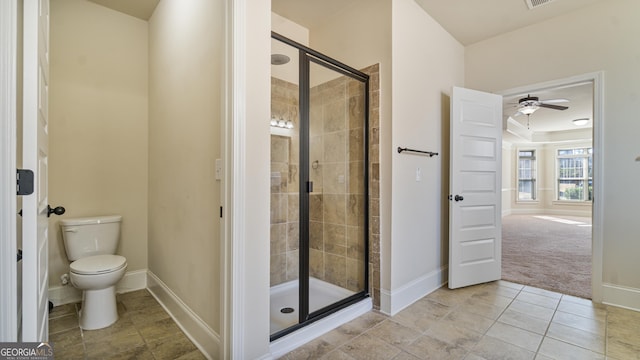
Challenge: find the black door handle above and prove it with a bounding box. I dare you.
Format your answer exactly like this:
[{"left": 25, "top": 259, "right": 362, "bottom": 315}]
[
  {"left": 47, "top": 205, "right": 66, "bottom": 217},
  {"left": 454, "top": 195, "right": 464, "bottom": 202}
]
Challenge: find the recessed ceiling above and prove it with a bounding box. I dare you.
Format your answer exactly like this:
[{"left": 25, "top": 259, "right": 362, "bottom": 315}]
[
  {"left": 87, "top": 0, "right": 159, "bottom": 21},
  {"left": 503, "top": 81, "right": 593, "bottom": 137}
]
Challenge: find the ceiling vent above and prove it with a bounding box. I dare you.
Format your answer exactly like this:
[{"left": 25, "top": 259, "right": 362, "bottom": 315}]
[{"left": 525, "top": 0, "right": 557, "bottom": 10}]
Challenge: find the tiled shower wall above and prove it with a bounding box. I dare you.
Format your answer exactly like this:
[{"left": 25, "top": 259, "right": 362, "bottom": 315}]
[
  {"left": 270, "top": 64, "right": 381, "bottom": 309},
  {"left": 308, "top": 71, "right": 366, "bottom": 293},
  {"left": 270, "top": 77, "right": 300, "bottom": 286}
]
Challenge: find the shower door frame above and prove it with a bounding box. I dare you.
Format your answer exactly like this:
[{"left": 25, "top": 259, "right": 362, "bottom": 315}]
[{"left": 270, "top": 32, "right": 370, "bottom": 342}]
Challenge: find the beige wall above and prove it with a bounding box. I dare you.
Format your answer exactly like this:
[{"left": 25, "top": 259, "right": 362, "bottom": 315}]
[
  {"left": 466, "top": 0, "right": 640, "bottom": 291},
  {"left": 148, "top": 0, "right": 224, "bottom": 333},
  {"left": 388, "top": 0, "right": 464, "bottom": 312},
  {"left": 49, "top": 0, "right": 149, "bottom": 288}
]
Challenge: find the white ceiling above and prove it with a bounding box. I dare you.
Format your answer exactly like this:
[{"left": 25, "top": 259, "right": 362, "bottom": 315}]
[
  {"left": 413, "top": 0, "right": 605, "bottom": 46},
  {"left": 87, "top": 0, "right": 159, "bottom": 20}
]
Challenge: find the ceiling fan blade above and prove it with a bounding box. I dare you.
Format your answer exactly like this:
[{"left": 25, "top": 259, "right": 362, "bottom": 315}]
[
  {"left": 540, "top": 98, "right": 569, "bottom": 104},
  {"left": 539, "top": 103, "right": 569, "bottom": 111}
]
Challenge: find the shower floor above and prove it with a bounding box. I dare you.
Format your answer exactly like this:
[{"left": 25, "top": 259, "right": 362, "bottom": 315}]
[{"left": 270, "top": 277, "right": 355, "bottom": 335}]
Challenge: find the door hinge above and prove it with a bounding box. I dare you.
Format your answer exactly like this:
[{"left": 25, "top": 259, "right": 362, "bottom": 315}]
[{"left": 16, "top": 169, "right": 34, "bottom": 196}]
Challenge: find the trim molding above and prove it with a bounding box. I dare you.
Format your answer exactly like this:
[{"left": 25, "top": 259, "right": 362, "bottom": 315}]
[
  {"left": 48, "top": 269, "right": 147, "bottom": 306},
  {"left": 0, "top": 0, "right": 18, "bottom": 342},
  {"left": 147, "top": 271, "right": 220, "bottom": 360},
  {"left": 498, "top": 71, "right": 604, "bottom": 303},
  {"left": 223, "top": 0, "right": 248, "bottom": 357},
  {"left": 508, "top": 209, "right": 592, "bottom": 217},
  {"left": 602, "top": 283, "right": 640, "bottom": 312},
  {"left": 380, "top": 266, "right": 447, "bottom": 316},
  {"left": 269, "top": 298, "right": 372, "bottom": 359}
]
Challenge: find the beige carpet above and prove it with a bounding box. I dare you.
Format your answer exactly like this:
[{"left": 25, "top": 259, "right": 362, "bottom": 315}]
[{"left": 502, "top": 214, "right": 592, "bottom": 299}]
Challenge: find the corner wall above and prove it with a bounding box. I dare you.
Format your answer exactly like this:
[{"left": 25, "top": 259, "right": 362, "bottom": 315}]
[
  {"left": 466, "top": 0, "right": 640, "bottom": 309},
  {"left": 49, "top": 0, "right": 148, "bottom": 291},
  {"left": 148, "top": 0, "right": 224, "bottom": 335},
  {"left": 386, "top": 0, "right": 464, "bottom": 314}
]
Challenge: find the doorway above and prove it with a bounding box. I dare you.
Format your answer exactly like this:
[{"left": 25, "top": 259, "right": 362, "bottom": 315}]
[
  {"left": 269, "top": 33, "right": 370, "bottom": 340},
  {"left": 499, "top": 74, "right": 602, "bottom": 300}
]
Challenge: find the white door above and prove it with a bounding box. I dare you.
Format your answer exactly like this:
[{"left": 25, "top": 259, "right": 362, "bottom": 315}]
[
  {"left": 449, "top": 86, "right": 502, "bottom": 289},
  {"left": 22, "top": 0, "right": 50, "bottom": 342}
]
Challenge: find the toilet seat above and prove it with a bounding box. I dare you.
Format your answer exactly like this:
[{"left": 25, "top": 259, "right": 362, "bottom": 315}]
[{"left": 70, "top": 255, "right": 127, "bottom": 275}]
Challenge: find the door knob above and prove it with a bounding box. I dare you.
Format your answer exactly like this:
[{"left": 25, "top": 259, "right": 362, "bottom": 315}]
[
  {"left": 454, "top": 195, "right": 464, "bottom": 202},
  {"left": 47, "top": 205, "right": 66, "bottom": 217}
]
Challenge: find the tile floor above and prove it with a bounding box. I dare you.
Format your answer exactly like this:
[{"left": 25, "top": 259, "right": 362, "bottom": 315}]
[
  {"left": 280, "top": 281, "right": 640, "bottom": 360},
  {"left": 48, "top": 289, "right": 206, "bottom": 360}
]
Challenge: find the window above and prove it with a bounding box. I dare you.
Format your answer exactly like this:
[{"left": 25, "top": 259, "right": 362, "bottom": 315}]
[
  {"left": 518, "top": 150, "right": 536, "bottom": 201},
  {"left": 557, "top": 147, "right": 592, "bottom": 201}
]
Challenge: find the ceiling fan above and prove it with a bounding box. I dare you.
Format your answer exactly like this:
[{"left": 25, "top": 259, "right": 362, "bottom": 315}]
[
  {"left": 515, "top": 94, "right": 569, "bottom": 115},
  {"left": 512, "top": 94, "right": 569, "bottom": 128}
]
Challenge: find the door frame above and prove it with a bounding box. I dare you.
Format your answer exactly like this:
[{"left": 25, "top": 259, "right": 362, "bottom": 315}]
[
  {"left": 497, "top": 71, "right": 604, "bottom": 302},
  {"left": 0, "top": 0, "right": 19, "bottom": 342}
]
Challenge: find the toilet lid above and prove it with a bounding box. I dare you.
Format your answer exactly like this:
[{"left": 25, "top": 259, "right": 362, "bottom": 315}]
[{"left": 70, "top": 255, "right": 127, "bottom": 275}]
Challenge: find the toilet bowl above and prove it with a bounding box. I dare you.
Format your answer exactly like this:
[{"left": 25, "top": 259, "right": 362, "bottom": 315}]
[
  {"left": 69, "top": 254, "right": 127, "bottom": 330},
  {"left": 60, "top": 216, "right": 127, "bottom": 330}
]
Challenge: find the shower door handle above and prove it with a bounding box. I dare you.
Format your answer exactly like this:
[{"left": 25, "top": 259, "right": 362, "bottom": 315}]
[{"left": 306, "top": 181, "right": 313, "bottom": 193}]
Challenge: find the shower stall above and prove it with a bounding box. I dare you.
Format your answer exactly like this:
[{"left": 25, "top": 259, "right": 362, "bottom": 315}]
[{"left": 269, "top": 33, "right": 369, "bottom": 340}]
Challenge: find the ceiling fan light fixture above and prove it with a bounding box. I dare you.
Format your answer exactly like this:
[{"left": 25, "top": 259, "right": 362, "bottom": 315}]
[
  {"left": 525, "top": 0, "right": 557, "bottom": 10},
  {"left": 519, "top": 105, "right": 538, "bottom": 115},
  {"left": 572, "top": 118, "right": 589, "bottom": 126}
]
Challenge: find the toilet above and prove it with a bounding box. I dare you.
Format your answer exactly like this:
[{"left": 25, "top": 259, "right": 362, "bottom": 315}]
[{"left": 60, "top": 215, "right": 127, "bottom": 330}]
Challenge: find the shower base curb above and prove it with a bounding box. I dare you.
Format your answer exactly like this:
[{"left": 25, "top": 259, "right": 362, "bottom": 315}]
[{"left": 269, "top": 297, "right": 372, "bottom": 358}]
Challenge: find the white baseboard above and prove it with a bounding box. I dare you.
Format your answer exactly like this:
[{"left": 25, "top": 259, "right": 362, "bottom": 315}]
[
  {"left": 509, "top": 209, "right": 592, "bottom": 217},
  {"left": 49, "top": 269, "right": 147, "bottom": 306},
  {"left": 116, "top": 269, "right": 148, "bottom": 294},
  {"left": 147, "top": 271, "right": 220, "bottom": 360},
  {"left": 269, "top": 298, "right": 372, "bottom": 359},
  {"left": 602, "top": 283, "right": 640, "bottom": 312},
  {"left": 380, "top": 266, "right": 447, "bottom": 316},
  {"left": 48, "top": 284, "right": 81, "bottom": 306}
]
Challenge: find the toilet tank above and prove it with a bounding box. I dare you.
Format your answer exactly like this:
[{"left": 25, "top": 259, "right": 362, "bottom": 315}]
[{"left": 60, "top": 215, "right": 122, "bottom": 261}]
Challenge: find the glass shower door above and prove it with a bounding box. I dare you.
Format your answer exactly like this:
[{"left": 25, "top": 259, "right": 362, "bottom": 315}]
[
  {"left": 306, "top": 57, "right": 368, "bottom": 315},
  {"left": 270, "top": 32, "right": 369, "bottom": 341}
]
